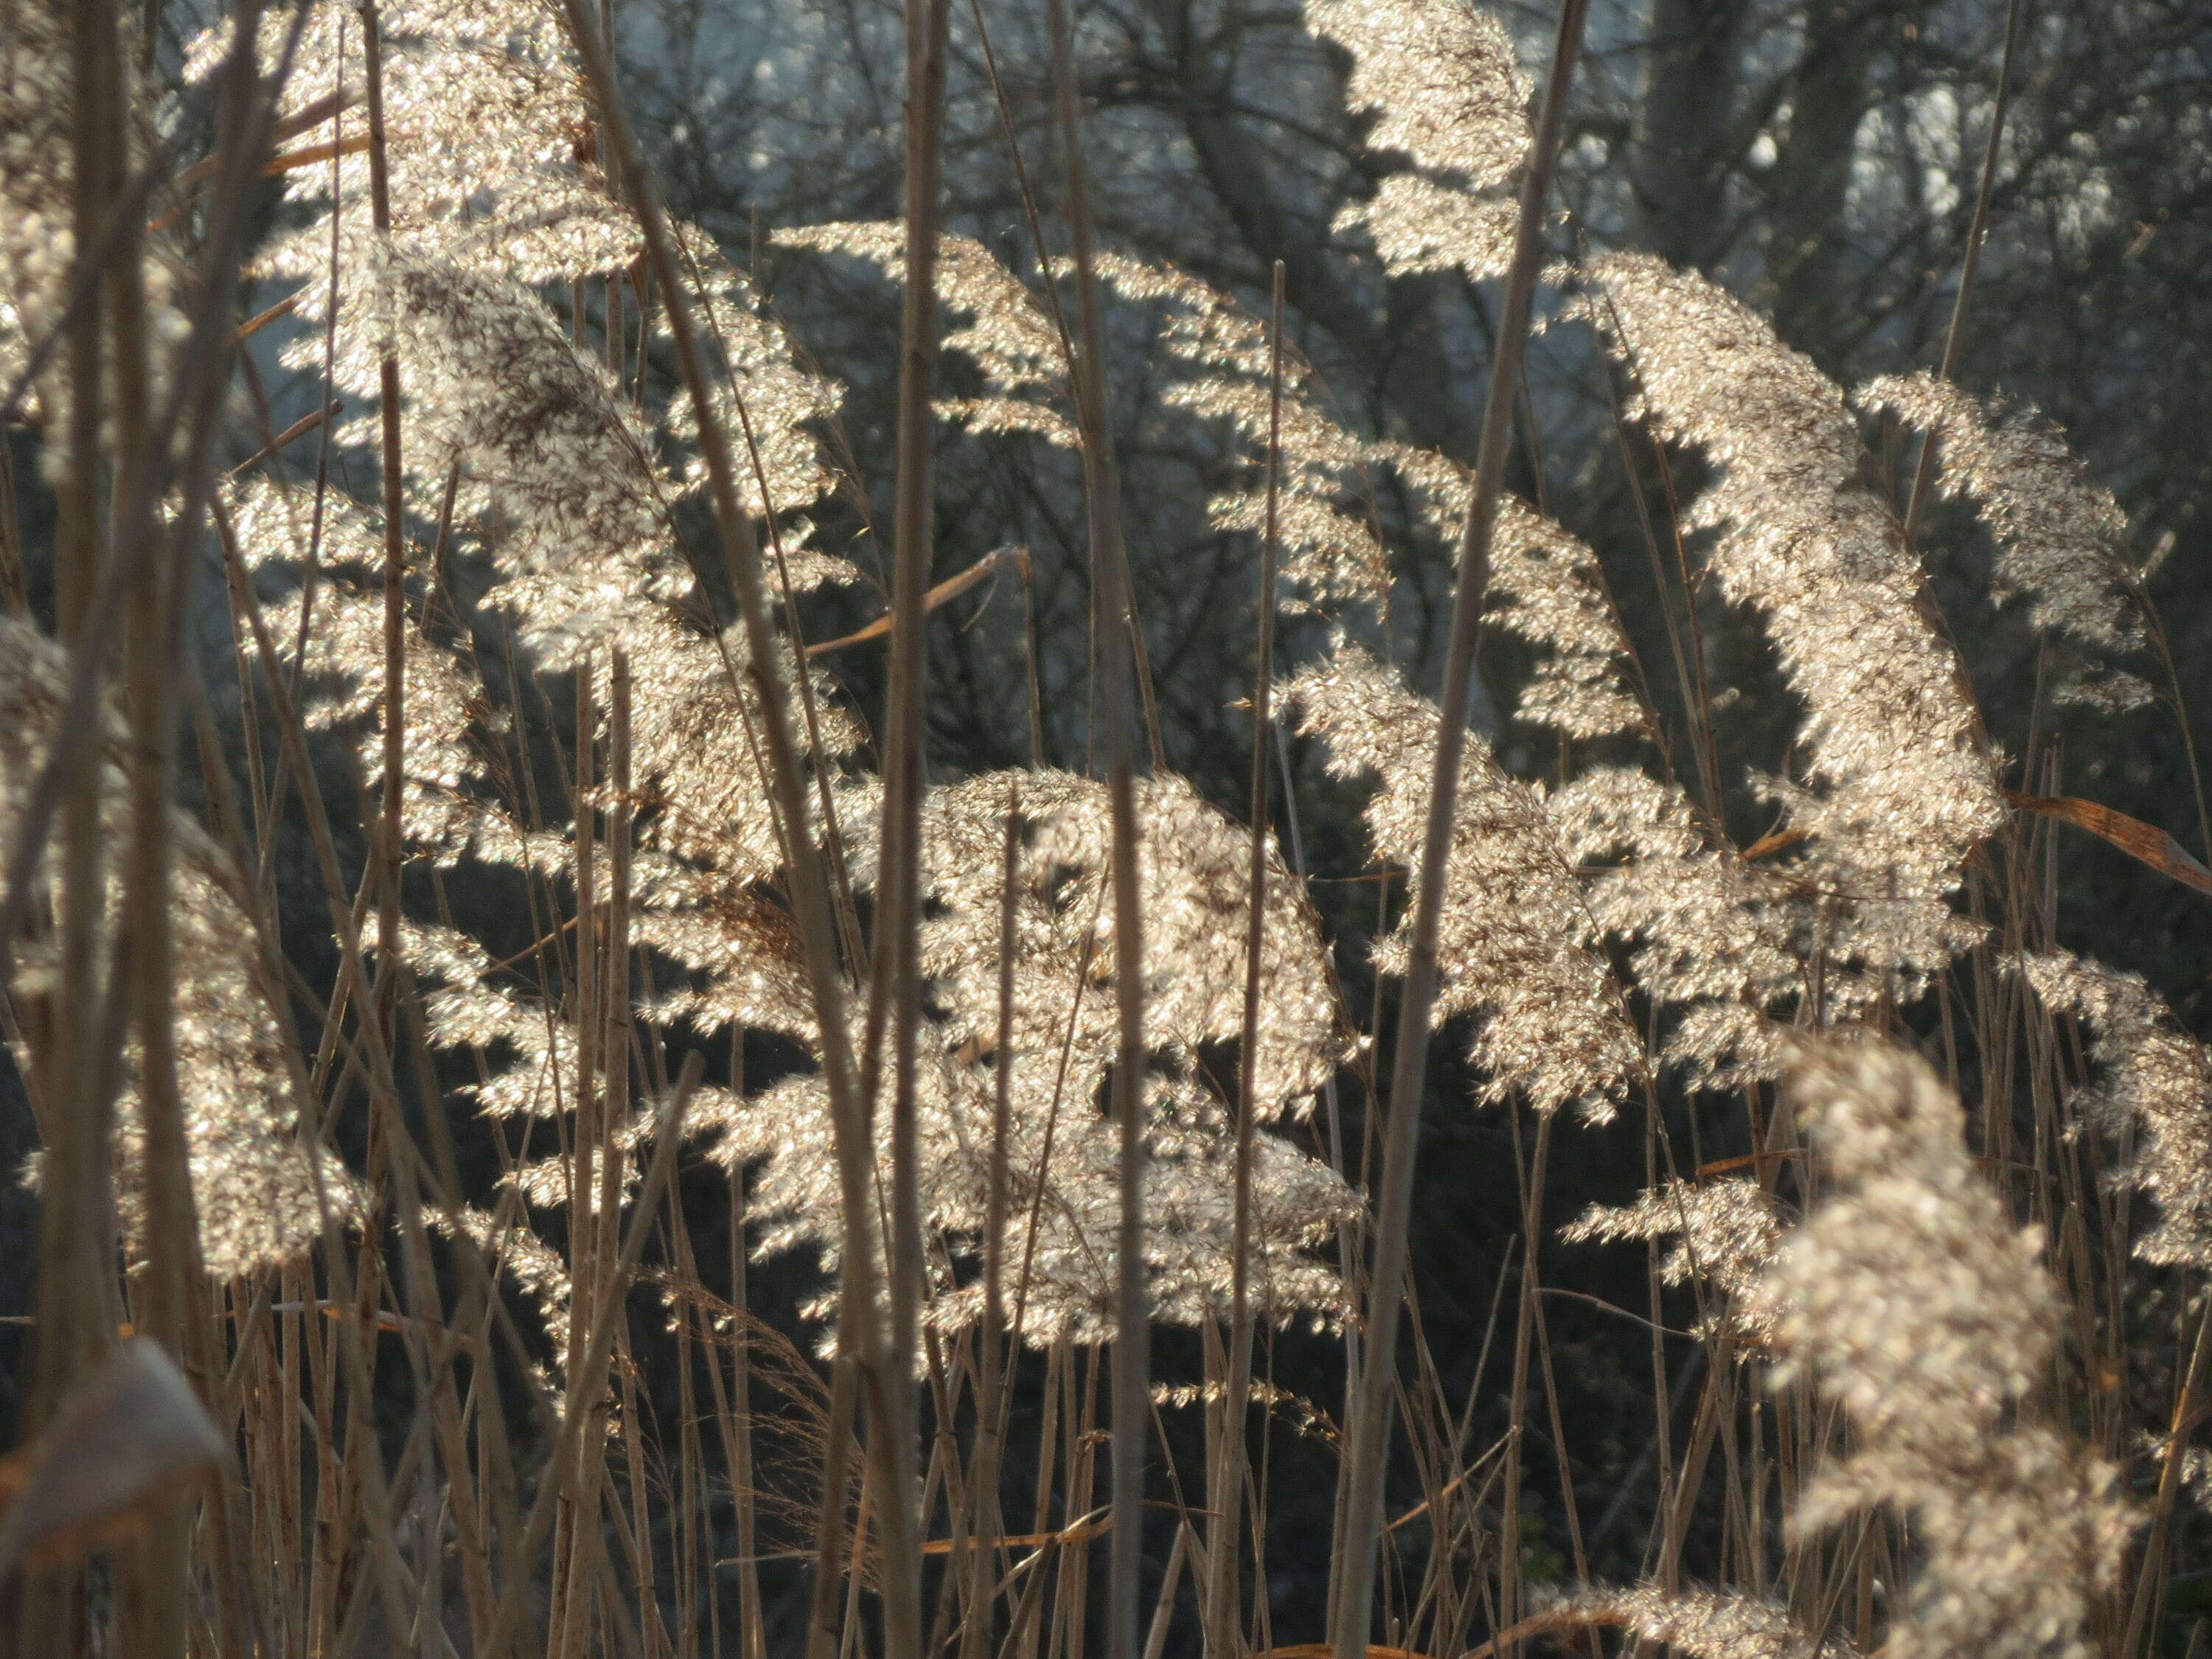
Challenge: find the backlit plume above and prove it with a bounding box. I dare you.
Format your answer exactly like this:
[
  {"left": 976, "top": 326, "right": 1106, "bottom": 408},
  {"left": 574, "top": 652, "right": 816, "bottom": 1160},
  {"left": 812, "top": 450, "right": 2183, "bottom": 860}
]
[
  {"left": 1380, "top": 441, "right": 1646, "bottom": 740},
  {"left": 2022, "top": 951, "right": 2212, "bottom": 1267},
  {"left": 224, "top": 474, "right": 506, "bottom": 864},
  {"left": 2, "top": 0, "right": 183, "bottom": 467},
  {"left": 1306, "top": 0, "right": 1529, "bottom": 279},
  {"left": 1750, "top": 1040, "right": 2129, "bottom": 1659},
  {"left": 378, "top": 251, "right": 677, "bottom": 664},
  {"left": 1582, "top": 254, "right": 2004, "bottom": 988},
  {"left": 1548, "top": 1583, "right": 1843, "bottom": 1659},
  {"left": 1287, "top": 644, "right": 1641, "bottom": 1119},
  {"left": 1861, "top": 371, "right": 2153, "bottom": 710},
  {"left": 774, "top": 222, "right": 1078, "bottom": 451},
  {"left": 0, "top": 617, "right": 352, "bottom": 1276},
  {"left": 1562, "top": 1177, "right": 1781, "bottom": 1341},
  {"left": 197, "top": 0, "right": 637, "bottom": 293},
  {"left": 706, "top": 769, "right": 1360, "bottom": 1346},
  {"left": 0, "top": 1, "right": 80, "bottom": 434},
  {"left": 1545, "top": 767, "right": 1801, "bottom": 1087},
  {"left": 1096, "top": 254, "right": 1393, "bottom": 611}
]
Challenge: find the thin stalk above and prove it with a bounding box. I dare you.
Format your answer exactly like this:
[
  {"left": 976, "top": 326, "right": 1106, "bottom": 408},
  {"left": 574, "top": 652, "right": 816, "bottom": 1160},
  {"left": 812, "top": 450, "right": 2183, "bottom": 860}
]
[
  {"left": 1204, "top": 259, "right": 1286, "bottom": 1659},
  {"left": 867, "top": 0, "right": 956, "bottom": 1646},
  {"left": 551, "top": 661, "right": 602, "bottom": 1659},
  {"left": 729, "top": 1034, "right": 768, "bottom": 1659},
  {"left": 546, "top": 24, "right": 898, "bottom": 1659},
  {"left": 20, "top": 4, "right": 131, "bottom": 1647},
  {"left": 2124, "top": 1298, "right": 2212, "bottom": 1655},
  {"left": 1326, "top": 5, "right": 1588, "bottom": 1655},
  {"left": 118, "top": 27, "right": 209, "bottom": 1638},
  {"left": 1900, "top": 0, "right": 2025, "bottom": 545},
  {"left": 358, "top": 0, "right": 409, "bottom": 1001},
  {"left": 805, "top": 1350, "right": 861, "bottom": 1659},
  {"left": 480, "top": 1057, "right": 703, "bottom": 1659},
  {"left": 669, "top": 1228, "right": 707, "bottom": 1659},
  {"left": 962, "top": 787, "right": 1024, "bottom": 1659},
  {"left": 25, "top": 0, "right": 125, "bottom": 1458},
  {"left": 1044, "top": 7, "right": 1151, "bottom": 1658},
  {"left": 1020, "top": 551, "right": 1047, "bottom": 768}
]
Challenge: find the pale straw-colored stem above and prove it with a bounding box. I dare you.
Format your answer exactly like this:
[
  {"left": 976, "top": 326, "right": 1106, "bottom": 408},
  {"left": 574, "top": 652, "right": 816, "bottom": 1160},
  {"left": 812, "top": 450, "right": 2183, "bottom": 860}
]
[
  {"left": 1204, "top": 258, "right": 1287, "bottom": 1659},
  {"left": 545, "top": 17, "right": 902, "bottom": 1659},
  {"left": 1043, "top": 5, "right": 1152, "bottom": 1656},
  {"left": 1326, "top": 5, "right": 1587, "bottom": 1654}
]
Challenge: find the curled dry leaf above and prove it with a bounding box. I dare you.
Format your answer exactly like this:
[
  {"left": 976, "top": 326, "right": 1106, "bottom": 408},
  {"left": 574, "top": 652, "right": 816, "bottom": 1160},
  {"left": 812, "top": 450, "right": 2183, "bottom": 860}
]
[
  {"left": 2008, "top": 791, "right": 2212, "bottom": 898},
  {"left": 0, "top": 1339, "right": 226, "bottom": 1579}
]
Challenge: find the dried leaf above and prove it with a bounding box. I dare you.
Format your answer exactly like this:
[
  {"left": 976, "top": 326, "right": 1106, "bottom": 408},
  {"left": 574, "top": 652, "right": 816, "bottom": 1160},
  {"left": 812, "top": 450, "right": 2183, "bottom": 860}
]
[
  {"left": 804, "top": 548, "right": 1026, "bottom": 658},
  {"left": 919, "top": 1519, "right": 1108, "bottom": 1556},
  {"left": 1741, "top": 826, "right": 1811, "bottom": 863},
  {"left": 0, "top": 1340, "right": 226, "bottom": 1578},
  {"left": 2008, "top": 791, "right": 2212, "bottom": 897}
]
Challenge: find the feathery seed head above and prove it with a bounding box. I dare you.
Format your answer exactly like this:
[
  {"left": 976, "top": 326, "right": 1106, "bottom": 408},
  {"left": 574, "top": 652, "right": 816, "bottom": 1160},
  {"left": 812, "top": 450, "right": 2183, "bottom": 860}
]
[
  {"left": 1751, "top": 1039, "right": 2130, "bottom": 1659},
  {"left": 2022, "top": 951, "right": 2212, "bottom": 1267},
  {"left": 1287, "top": 644, "right": 1642, "bottom": 1118},
  {"left": 1861, "top": 372, "right": 2152, "bottom": 711}
]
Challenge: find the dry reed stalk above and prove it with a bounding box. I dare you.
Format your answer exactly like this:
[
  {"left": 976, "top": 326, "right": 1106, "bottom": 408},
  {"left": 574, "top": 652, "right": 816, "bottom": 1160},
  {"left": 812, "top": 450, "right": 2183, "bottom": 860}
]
[
  {"left": 544, "top": 19, "right": 915, "bottom": 1659},
  {"left": 959, "top": 788, "right": 1024, "bottom": 1659},
  {"left": 549, "top": 658, "right": 599, "bottom": 1659},
  {"left": 1203, "top": 257, "right": 1287, "bottom": 1659},
  {"left": 21, "top": 4, "right": 130, "bottom": 1650},
  {"left": 1043, "top": 8, "right": 1152, "bottom": 1659},
  {"left": 1899, "top": 0, "right": 2026, "bottom": 548},
  {"left": 26, "top": 0, "right": 123, "bottom": 1461},
  {"left": 669, "top": 1225, "right": 709, "bottom": 1659},
  {"left": 866, "top": 0, "right": 956, "bottom": 1649},
  {"left": 806, "top": 1346, "right": 863, "bottom": 1659},
  {"left": 1329, "top": 4, "right": 1587, "bottom": 1655},
  {"left": 102, "top": 0, "right": 210, "bottom": 1644},
  {"left": 723, "top": 1102, "right": 768, "bottom": 1659},
  {"left": 358, "top": 0, "right": 407, "bottom": 1012}
]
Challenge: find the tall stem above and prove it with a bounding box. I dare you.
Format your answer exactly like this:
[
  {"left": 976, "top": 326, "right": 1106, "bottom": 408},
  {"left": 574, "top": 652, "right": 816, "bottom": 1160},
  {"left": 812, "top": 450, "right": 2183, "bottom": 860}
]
[
  {"left": 1045, "top": 4, "right": 1150, "bottom": 1655},
  {"left": 1326, "top": 5, "right": 1587, "bottom": 1654},
  {"left": 1899, "top": 0, "right": 2023, "bottom": 545},
  {"left": 868, "top": 0, "right": 954, "bottom": 1646},
  {"left": 1205, "top": 259, "right": 1287, "bottom": 1659},
  {"left": 358, "top": 0, "right": 408, "bottom": 994},
  {"left": 118, "top": 0, "right": 207, "bottom": 1635},
  {"left": 19, "top": 21, "right": 129, "bottom": 1658},
  {"left": 546, "top": 13, "right": 896, "bottom": 1659},
  {"left": 963, "top": 787, "right": 1023, "bottom": 1659}
]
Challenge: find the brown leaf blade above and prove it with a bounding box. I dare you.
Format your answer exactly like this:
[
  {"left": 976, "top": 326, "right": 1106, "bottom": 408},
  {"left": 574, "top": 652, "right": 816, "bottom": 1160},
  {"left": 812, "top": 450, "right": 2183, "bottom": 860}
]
[
  {"left": 918, "top": 1520, "right": 1109, "bottom": 1557},
  {"left": 2008, "top": 791, "right": 2212, "bottom": 898},
  {"left": 804, "top": 549, "right": 1025, "bottom": 658},
  {"left": 0, "top": 1339, "right": 226, "bottom": 1579}
]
